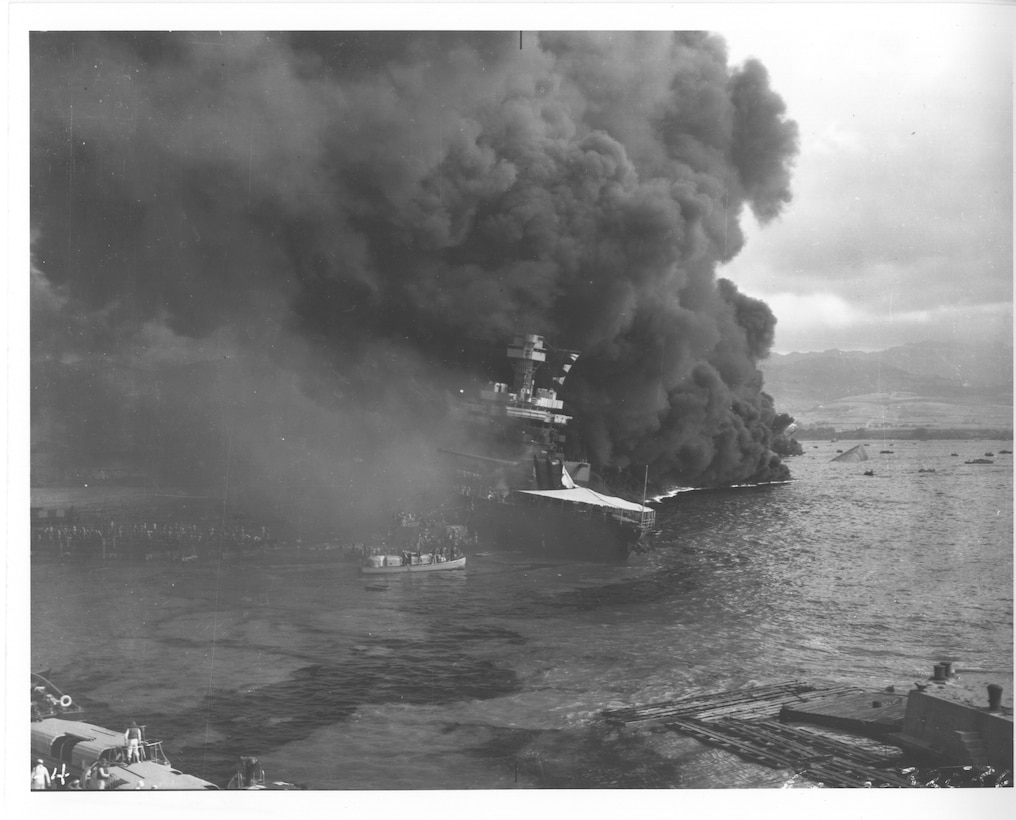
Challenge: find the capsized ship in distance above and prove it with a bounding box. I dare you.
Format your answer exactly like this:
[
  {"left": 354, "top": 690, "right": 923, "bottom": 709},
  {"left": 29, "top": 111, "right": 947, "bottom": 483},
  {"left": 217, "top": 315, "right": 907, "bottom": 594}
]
[{"left": 442, "top": 333, "right": 655, "bottom": 562}]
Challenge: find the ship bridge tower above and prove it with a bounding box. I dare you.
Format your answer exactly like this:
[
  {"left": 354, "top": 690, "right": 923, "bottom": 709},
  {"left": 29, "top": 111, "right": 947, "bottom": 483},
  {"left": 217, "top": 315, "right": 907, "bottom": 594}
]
[{"left": 507, "top": 333, "right": 546, "bottom": 403}]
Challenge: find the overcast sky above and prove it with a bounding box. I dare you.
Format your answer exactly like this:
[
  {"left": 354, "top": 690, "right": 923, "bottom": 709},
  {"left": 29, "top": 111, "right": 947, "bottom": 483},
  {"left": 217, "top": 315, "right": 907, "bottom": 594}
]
[{"left": 718, "top": 4, "right": 1013, "bottom": 353}]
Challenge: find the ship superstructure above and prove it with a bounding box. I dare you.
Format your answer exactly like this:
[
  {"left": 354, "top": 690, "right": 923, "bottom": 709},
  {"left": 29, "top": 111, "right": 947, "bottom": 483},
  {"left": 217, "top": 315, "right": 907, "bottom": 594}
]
[
  {"left": 443, "top": 333, "right": 654, "bottom": 561},
  {"left": 457, "top": 334, "right": 574, "bottom": 455}
]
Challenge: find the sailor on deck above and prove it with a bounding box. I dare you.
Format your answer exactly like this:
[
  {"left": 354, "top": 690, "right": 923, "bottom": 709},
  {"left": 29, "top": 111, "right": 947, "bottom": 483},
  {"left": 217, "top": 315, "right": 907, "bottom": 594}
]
[
  {"left": 125, "top": 720, "right": 143, "bottom": 762},
  {"left": 87, "top": 760, "right": 111, "bottom": 790},
  {"left": 241, "top": 756, "right": 265, "bottom": 788},
  {"left": 31, "top": 759, "right": 51, "bottom": 790}
]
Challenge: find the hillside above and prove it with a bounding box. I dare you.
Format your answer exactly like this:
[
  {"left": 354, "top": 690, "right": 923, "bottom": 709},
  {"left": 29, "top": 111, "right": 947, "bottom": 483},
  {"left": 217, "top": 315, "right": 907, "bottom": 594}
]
[{"left": 760, "top": 341, "right": 1013, "bottom": 432}]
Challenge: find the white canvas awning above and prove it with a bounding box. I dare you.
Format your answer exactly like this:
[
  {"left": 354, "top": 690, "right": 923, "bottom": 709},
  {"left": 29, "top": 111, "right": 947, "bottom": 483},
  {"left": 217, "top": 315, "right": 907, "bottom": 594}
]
[{"left": 517, "top": 486, "right": 653, "bottom": 513}]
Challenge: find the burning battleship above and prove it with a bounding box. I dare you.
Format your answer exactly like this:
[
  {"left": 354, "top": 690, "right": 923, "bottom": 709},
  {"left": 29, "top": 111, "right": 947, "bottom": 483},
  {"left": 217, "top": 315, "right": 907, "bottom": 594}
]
[
  {"left": 442, "top": 333, "right": 655, "bottom": 562},
  {"left": 31, "top": 33, "right": 800, "bottom": 547}
]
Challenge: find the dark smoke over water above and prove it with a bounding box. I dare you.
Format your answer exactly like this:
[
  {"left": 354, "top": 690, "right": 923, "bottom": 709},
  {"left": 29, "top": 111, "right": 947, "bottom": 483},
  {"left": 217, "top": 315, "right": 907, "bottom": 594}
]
[{"left": 30, "top": 31, "right": 799, "bottom": 531}]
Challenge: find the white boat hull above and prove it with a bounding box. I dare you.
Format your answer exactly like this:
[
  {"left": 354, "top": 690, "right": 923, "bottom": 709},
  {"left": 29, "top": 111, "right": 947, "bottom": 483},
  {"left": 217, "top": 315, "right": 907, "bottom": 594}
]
[{"left": 360, "top": 556, "right": 466, "bottom": 574}]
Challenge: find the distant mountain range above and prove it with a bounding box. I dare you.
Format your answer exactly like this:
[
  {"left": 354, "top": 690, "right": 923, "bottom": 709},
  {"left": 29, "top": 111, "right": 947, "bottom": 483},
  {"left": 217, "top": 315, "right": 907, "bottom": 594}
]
[{"left": 759, "top": 340, "right": 1013, "bottom": 432}]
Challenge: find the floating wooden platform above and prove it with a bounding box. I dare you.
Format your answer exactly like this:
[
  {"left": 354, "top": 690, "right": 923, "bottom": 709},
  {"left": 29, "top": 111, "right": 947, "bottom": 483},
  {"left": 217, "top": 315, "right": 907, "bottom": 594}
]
[
  {"left": 602, "top": 681, "right": 914, "bottom": 788},
  {"left": 780, "top": 691, "right": 906, "bottom": 737},
  {"left": 603, "top": 680, "right": 864, "bottom": 726},
  {"left": 666, "top": 718, "right": 911, "bottom": 788}
]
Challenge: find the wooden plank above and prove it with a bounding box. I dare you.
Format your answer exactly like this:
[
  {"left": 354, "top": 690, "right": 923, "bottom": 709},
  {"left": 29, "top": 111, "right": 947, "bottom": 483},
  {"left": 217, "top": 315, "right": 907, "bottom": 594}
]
[
  {"left": 803, "top": 760, "right": 913, "bottom": 789},
  {"left": 604, "top": 680, "right": 813, "bottom": 711},
  {"left": 603, "top": 681, "right": 827, "bottom": 725},
  {"left": 606, "top": 682, "right": 920, "bottom": 787},
  {"left": 690, "top": 688, "right": 862, "bottom": 722},
  {"left": 753, "top": 721, "right": 902, "bottom": 768},
  {"left": 780, "top": 691, "right": 907, "bottom": 737},
  {"left": 602, "top": 683, "right": 803, "bottom": 720},
  {"left": 663, "top": 717, "right": 916, "bottom": 788},
  {"left": 728, "top": 722, "right": 912, "bottom": 786},
  {"left": 665, "top": 719, "right": 804, "bottom": 770},
  {"left": 649, "top": 686, "right": 857, "bottom": 724},
  {"left": 788, "top": 691, "right": 904, "bottom": 716}
]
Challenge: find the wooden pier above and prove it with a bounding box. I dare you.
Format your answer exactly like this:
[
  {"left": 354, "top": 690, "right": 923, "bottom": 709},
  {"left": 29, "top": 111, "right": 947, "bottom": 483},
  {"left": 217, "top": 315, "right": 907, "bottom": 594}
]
[
  {"left": 603, "top": 680, "right": 869, "bottom": 726},
  {"left": 779, "top": 690, "right": 907, "bottom": 737},
  {"left": 602, "top": 681, "right": 914, "bottom": 788},
  {"left": 666, "top": 718, "right": 911, "bottom": 787}
]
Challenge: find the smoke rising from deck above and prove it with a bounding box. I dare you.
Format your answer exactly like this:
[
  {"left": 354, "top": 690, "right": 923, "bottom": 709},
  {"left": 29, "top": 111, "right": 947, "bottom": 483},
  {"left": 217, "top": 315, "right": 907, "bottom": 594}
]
[{"left": 30, "top": 31, "right": 798, "bottom": 527}]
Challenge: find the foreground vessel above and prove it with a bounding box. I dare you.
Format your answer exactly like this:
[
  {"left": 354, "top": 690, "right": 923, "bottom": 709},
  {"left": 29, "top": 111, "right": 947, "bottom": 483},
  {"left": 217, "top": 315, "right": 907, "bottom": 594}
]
[
  {"left": 31, "top": 673, "right": 219, "bottom": 790},
  {"left": 443, "top": 333, "right": 655, "bottom": 562},
  {"left": 31, "top": 672, "right": 299, "bottom": 790}
]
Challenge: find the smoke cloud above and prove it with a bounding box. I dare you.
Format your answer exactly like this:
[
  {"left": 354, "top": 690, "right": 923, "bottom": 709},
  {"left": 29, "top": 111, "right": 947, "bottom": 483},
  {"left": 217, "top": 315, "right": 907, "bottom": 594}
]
[{"left": 30, "top": 31, "right": 799, "bottom": 531}]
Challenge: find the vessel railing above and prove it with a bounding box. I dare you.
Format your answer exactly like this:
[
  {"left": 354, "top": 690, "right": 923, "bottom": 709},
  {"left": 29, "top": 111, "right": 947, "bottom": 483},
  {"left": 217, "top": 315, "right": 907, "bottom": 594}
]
[
  {"left": 31, "top": 673, "right": 82, "bottom": 720},
  {"left": 118, "top": 729, "right": 169, "bottom": 766},
  {"left": 139, "top": 739, "right": 170, "bottom": 766}
]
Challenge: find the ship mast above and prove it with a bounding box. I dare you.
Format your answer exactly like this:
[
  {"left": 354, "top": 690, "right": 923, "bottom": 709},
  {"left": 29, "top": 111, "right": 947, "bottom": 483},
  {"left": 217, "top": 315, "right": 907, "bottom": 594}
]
[{"left": 507, "top": 333, "right": 546, "bottom": 403}]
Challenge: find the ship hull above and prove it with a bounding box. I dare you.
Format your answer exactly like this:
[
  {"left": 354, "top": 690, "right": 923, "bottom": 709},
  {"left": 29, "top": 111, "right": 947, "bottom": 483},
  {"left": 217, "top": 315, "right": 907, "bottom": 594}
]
[{"left": 462, "top": 495, "right": 643, "bottom": 562}]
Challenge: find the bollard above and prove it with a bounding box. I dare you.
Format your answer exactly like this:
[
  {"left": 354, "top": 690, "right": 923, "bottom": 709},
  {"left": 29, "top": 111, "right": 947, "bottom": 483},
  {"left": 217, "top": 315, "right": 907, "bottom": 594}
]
[
  {"left": 932, "top": 663, "right": 948, "bottom": 682},
  {"left": 943, "top": 661, "right": 955, "bottom": 678},
  {"left": 987, "top": 684, "right": 1003, "bottom": 712}
]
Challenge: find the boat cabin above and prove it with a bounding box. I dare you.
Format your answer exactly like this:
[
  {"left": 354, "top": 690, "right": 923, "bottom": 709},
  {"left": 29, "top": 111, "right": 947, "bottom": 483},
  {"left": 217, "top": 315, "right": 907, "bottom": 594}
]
[
  {"left": 33, "top": 717, "right": 167, "bottom": 770},
  {"left": 32, "top": 717, "right": 219, "bottom": 790}
]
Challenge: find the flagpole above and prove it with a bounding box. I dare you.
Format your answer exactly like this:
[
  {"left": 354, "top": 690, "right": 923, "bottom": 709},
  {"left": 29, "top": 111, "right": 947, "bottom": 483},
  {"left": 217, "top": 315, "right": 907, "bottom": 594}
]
[{"left": 641, "top": 465, "right": 649, "bottom": 517}]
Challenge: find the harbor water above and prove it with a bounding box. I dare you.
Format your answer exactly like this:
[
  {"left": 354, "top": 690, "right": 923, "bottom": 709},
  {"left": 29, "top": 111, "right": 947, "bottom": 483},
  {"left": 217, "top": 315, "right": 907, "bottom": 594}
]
[{"left": 29, "top": 440, "right": 1013, "bottom": 790}]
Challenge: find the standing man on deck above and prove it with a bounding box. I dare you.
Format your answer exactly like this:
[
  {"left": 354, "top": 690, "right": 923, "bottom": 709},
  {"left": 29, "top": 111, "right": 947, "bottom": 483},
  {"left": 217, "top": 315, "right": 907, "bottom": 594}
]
[
  {"left": 31, "top": 759, "right": 51, "bottom": 790},
  {"left": 125, "top": 720, "right": 143, "bottom": 762}
]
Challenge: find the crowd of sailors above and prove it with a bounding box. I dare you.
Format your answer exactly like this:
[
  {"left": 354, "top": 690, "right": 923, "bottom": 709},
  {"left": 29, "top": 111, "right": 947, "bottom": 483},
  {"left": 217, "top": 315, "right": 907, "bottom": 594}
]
[
  {"left": 31, "top": 519, "right": 276, "bottom": 561},
  {"left": 31, "top": 508, "right": 479, "bottom": 564},
  {"left": 455, "top": 484, "right": 511, "bottom": 504},
  {"left": 32, "top": 760, "right": 134, "bottom": 791},
  {"left": 386, "top": 542, "right": 464, "bottom": 566},
  {"left": 364, "top": 512, "right": 476, "bottom": 564},
  {"left": 32, "top": 754, "right": 275, "bottom": 791}
]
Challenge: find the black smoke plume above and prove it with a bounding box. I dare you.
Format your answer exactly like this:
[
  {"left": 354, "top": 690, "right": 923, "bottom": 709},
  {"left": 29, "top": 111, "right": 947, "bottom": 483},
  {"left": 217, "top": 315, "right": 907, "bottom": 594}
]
[{"left": 30, "top": 32, "right": 799, "bottom": 531}]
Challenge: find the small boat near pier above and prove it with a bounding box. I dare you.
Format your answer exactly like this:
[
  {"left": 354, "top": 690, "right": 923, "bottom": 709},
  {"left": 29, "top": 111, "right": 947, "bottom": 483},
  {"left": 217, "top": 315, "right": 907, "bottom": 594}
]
[
  {"left": 361, "top": 553, "right": 466, "bottom": 574},
  {"left": 360, "top": 517, "right": 470, "bottom": 574}
]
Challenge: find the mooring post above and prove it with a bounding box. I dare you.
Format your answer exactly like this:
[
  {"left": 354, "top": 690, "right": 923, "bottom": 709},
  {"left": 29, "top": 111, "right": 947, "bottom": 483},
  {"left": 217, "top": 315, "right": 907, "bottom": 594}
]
[
  {"left": 932, "top": 663, "right": 948, "bottom": 682},
  {"left": 987, "top": 684, "right": 1003, "bottom": 712}
]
